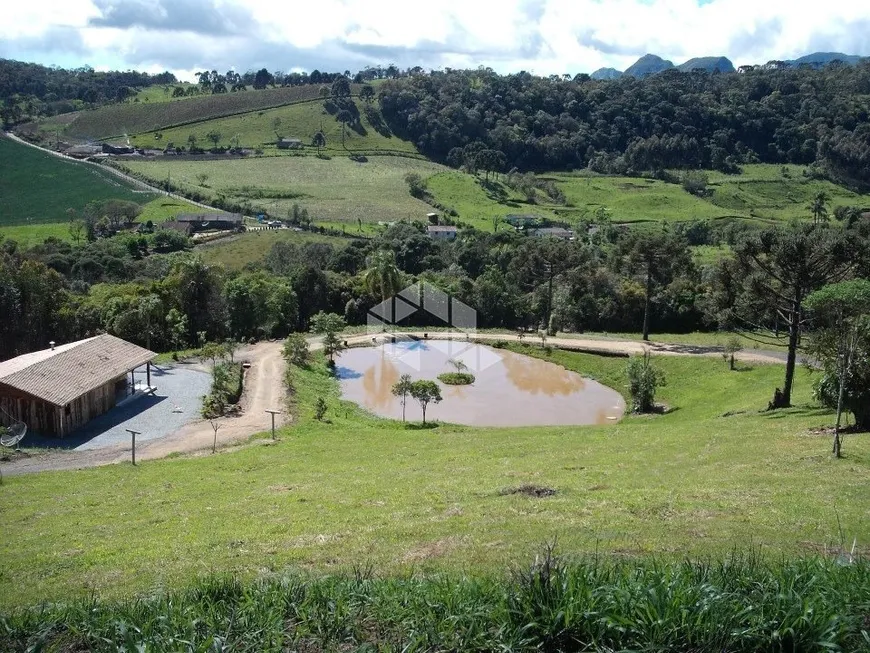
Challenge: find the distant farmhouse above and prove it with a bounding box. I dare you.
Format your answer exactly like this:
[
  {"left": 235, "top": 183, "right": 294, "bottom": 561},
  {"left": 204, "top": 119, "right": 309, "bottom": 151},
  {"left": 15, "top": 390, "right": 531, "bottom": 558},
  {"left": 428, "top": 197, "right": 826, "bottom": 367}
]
[
  {"left": 0, "top": 335, "right": 156, "bottom": 438},
  {"left": 163, "top": 213, "right": 244, "bottom": 235},
  {"left": 277, "top": 138, "right": 303, "bottom": 150},
  {"left": 427, "top": 225, "right": 458, "bottom": 240}
]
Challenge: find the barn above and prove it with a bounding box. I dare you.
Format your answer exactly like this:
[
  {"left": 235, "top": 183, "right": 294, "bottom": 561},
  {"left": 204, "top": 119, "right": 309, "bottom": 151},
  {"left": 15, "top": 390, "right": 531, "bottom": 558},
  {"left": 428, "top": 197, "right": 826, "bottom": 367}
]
[{"left": 0, "top": 335, "right": 156, "bottom": 438}]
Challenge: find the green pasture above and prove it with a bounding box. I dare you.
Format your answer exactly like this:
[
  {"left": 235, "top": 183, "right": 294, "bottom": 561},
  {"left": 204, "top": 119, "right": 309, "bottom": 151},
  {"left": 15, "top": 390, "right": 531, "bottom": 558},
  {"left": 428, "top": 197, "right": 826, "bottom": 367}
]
[
  {"left": 46, "top": 85, "right": 330, "bottom": 141},
  {"left": 200, "top": 228, "right": 352, "bottom": 270},
  {"left": 121, "top": 155, "right": 444, "bottom": 225},
  {"left": 136, "top": 196, "right": 211, "bottom": 224},
  {"left": 1, "top": 345, "right": 867, "bottom": 608},
  {"left": 131, "top": 98, "right": 419, "bottom": 156},
  {"left": 706, "top": 164, "right": 865, "bottom": 220},
  {"left": 0, "top": 136, "right": 152, "bottom": 226}
]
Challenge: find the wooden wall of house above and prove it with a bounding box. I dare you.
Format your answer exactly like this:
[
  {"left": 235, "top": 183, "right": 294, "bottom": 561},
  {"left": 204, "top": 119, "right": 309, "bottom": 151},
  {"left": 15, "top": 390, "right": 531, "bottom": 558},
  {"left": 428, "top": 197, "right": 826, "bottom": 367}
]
[{"left": 0, "top": 376, "right": 121, "bottom": 437}]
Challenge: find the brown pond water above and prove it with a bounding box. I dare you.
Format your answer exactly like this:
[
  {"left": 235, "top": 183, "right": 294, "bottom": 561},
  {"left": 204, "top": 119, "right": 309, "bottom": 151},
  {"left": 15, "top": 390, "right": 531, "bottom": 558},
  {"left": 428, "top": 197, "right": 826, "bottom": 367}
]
[{"left": 336, "top": 341, "right": 625, "bottom": 427}]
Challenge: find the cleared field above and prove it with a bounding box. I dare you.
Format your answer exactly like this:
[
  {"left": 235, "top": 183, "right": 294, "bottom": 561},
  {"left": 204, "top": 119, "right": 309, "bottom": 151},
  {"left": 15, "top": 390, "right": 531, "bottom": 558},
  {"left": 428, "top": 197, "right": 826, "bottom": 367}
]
[
  {"left": 49, "top": 85, "right": 334, "bottom": 141},
  {"left": 427, "top": 165, "right": 869, "bottom": 228},
  {"left": 121, "top": 156, "right": 445, "bottom": 225},
  {"left": 200, "top": 229, "right": 352, "bottom": 270},
  {"left": 1, "top": 346, "right": 867, "bottom": 607},
  {"left": 0, "top": 136, "right": 151, "bottom": 225},
  {"left": 707, "top": 164, "right": 865, "bottom": 220},
  {"left": 131, "top": 98, "right": 418, "bottom": 156}
]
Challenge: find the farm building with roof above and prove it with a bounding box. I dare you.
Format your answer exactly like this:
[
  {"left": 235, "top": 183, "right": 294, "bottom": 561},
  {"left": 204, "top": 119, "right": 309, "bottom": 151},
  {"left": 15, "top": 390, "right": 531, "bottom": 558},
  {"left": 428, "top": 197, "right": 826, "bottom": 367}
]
[{"left": 0, "top": 334, "right": 156, "bottom": 437}]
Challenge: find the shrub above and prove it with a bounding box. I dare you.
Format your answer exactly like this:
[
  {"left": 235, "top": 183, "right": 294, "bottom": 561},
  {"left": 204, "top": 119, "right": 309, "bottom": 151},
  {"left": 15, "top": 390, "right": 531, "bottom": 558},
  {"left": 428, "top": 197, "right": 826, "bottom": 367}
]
[
  {"left": 437, "top": 372, "right": 475, "bottom": 385},
  {"left": 282, "top": 333, "right": 310, "bottom": 367},
  {"left": 626, "top": 351, "right": 665, "bottom": 413},
  {"left": 314, "top": 397, "right": 327, "bottom": 421},
  {"left": 201, "top": 361, "right": 243, "bottom": 418}
]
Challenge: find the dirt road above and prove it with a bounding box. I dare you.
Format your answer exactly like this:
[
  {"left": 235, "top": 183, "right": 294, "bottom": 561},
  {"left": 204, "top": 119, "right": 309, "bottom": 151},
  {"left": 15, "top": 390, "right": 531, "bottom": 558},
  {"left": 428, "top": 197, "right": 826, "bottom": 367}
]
[
  {"left": 1, "top": 341, "right": 286, "bottom": 477},
  {"left": 1, "top": 332, "right": 783, "bottom": 477}
]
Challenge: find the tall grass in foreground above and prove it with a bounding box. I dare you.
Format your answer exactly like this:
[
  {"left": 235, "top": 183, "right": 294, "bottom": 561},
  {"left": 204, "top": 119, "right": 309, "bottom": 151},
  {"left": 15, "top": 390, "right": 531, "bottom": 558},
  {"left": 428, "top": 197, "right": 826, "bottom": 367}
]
[{"left": 2, "top": 552, "right": 869, "bottom": 652}]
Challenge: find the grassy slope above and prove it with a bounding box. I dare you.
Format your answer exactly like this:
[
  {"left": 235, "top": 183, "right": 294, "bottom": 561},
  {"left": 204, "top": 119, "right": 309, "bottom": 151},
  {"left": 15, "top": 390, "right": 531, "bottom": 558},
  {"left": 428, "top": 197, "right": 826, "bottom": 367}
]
[
  {"left": 131, "top": 98, "right": 419, "bottom": 156},
  {"left": 0, "top": 136, "right": 152, "bottom": 226},
  {"left": 136, "top": 196, "right": 212, "bottom": 224},
  {"left": 200, "top": 229, "right": 352, "bottom": 271},
  {"left": 428, "top": 165, "right": 868, "bottom": 229},
  {"left": 54, "top": 86, "right": 330, "bottom": 141},
  {"left": 1, "top": 347, "right": 867, "bottom": 607},
  {"left": 121, "top": 156, "right": 444, "bottom": 225}
]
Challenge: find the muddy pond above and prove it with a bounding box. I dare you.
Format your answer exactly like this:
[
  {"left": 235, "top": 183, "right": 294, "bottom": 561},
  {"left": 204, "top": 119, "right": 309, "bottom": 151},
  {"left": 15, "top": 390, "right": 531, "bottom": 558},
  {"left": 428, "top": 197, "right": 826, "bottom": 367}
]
[{"left": 336, "top": 341, "right": 625, "bottom": 427}]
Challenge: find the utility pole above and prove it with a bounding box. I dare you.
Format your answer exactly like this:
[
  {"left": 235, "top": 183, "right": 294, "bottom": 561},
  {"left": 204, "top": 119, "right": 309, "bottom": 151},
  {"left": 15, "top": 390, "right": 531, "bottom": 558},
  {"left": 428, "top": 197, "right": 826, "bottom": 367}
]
[
  {"left": 126, "top": 429, "right": 141, "bottom": 465},
  {"left": 265, "top": 409, "right": 281, "bottom": 440}
]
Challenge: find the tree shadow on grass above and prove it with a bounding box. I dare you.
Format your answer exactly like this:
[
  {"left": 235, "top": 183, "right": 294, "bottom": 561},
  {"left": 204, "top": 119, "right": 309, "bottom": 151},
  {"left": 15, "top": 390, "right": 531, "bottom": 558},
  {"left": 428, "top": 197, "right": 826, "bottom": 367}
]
[
  {"left": 404, "top": 422, "right": 440, "bottom": 430},
  {"left": 763, "top": 405, "right": 831, "bottom": 420}
]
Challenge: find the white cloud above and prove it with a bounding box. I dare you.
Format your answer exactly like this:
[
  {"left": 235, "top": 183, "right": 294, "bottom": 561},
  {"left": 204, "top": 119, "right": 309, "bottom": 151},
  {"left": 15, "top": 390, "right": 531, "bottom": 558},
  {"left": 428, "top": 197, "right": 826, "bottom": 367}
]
[{"left": 3, "top": 0, "right": 869, "bottom": 78}]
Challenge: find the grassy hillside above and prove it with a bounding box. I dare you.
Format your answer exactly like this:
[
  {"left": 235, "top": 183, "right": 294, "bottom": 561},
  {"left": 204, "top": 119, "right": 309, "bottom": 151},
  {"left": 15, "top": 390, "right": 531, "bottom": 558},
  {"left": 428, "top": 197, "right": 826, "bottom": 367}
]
[
  {"left": 131, "top": 97, "right": 418, "bottom": 155},
  {"left": 39, "top": 85, "right": 335, "bottom": 141},
  {"left": 120, "top": 155, "right": 444, "bottom": 226},
  {"left": 1, "top": 347, "right": 867, "bottom": 607},
  {"left": 428, "top": 164, "right": 869, "bottom": 228},
  {"left": 0, "top": 136, "right": 153, "bottom": 226},
  {"left": 200, "top": 229, "right": 352, "bottom": 271}
]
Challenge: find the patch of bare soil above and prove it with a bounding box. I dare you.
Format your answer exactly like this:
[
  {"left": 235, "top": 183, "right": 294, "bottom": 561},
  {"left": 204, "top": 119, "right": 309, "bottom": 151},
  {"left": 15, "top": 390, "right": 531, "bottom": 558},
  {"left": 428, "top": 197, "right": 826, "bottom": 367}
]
[
  {"left": 402, "top": 536, "right": 464, "bottom": 562},
  {"left": 499, "top": 484, "right": 557, "bottom": 498}
]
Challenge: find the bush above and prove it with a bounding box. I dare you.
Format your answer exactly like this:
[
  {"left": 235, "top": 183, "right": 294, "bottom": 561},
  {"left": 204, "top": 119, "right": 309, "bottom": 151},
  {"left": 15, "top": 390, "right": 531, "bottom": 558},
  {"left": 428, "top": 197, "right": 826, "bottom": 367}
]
[
  {"left": 626, "top": 351, "right": 665, "bottom": 413},
  {"left": 437, "top": 372, "right": 475, "bottom": 385},
  {"left": 314, "top": 396, "right": 327, "bottom": 421},
  {"left": 681, "top": 170, "right": 709, "bottom": 195},
  {"left": 201, "top": 361, "right": 243, "bottom": 418},
  {"left": 282, "top": 333, "right": 310, "bottom": 367}
]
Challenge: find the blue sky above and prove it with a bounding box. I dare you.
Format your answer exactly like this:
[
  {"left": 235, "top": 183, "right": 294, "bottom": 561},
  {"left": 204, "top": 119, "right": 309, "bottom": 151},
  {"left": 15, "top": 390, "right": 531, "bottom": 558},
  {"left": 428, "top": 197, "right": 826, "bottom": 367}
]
[{"left": 2, "top": 0, "right": 868, "bottom": 80}]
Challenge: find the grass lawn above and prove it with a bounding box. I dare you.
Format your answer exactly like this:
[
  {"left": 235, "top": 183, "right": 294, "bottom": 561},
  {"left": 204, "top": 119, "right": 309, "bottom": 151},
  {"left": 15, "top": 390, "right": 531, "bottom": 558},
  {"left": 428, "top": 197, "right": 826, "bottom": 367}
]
[
  {"left": 567, "top": 330, "right": 791, "bottom": 352},
  {"left": 200, "top": 229, "right": 353, "bottom": 270},
  {"left": 121, "top": 155, "right": 445, "bottom": 226},
  {"left": 1, "top": 345, "right": 867, "bottom": 608},
  {"left": 131, "top": 98, "right": 419, "bottom": 156},
  {"left": 0, "top": 136, "right": 154, "bottom": 227}
]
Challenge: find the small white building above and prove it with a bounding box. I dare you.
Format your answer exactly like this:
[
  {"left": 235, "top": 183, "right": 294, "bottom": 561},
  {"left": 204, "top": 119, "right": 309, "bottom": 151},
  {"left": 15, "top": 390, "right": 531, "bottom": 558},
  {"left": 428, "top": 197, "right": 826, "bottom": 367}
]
[{"left": 427, "top": 225, "right": 458, "bottom": 241}]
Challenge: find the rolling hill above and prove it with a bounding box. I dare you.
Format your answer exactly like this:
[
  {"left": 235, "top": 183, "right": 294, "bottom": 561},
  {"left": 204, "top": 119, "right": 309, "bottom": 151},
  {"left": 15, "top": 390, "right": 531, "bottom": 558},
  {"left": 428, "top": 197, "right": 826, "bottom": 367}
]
[{"left": 0, "top": 135, "right": 153, "bottom": 225}]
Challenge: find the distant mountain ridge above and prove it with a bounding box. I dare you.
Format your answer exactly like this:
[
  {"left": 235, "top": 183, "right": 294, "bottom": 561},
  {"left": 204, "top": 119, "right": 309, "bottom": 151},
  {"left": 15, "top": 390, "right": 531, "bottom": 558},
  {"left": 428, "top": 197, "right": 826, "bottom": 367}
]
[{"left": 597, "top": 51, "right": 865, "bottom": 80}]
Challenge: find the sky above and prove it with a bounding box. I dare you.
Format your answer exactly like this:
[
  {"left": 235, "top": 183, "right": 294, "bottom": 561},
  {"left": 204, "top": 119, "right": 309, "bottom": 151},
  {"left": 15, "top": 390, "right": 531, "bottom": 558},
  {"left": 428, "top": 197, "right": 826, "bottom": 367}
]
[{"left": 2, "top": 0, "right": 869, "bottom": 81}]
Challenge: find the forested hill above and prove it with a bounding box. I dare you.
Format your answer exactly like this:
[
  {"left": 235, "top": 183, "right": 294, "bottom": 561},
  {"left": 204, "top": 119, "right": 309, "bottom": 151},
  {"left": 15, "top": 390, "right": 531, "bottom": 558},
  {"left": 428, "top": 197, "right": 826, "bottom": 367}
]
[{"left": 377, "top": 64, "right": 870, "bottom": 187}]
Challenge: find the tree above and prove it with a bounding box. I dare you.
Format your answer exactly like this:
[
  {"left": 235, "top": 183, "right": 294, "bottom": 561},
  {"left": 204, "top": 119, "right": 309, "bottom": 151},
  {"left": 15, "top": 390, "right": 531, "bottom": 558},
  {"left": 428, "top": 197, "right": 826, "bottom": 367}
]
[
  {"left": 309, "top": 311, "right": 346, "bottom": 362},
  {"left": 359, "top": 85, "right": 375, "bottom": 103},
  {"left": 312, "top": 130, "right": 326, "bottom": 157},
  {"left": 200, "top": 341, "right": 227, "bottom": 367},
  {"left": 336, "top": 109, "right": 353, "bottom": 147},
  {"left": 283, "top": 333, "right": 310, "bottom": 367},
  {"left": 805, "top": 279, "right": 870, "bottom": 456},
  {"left": 809, "top": 191, "right": 830, "bottom": 224},
  {"left": 331, "top": 77, "right": 351, "bottom": 97},
  {"left": 195, "top": 173, "right": 209, "bottom": 186},
  {"left": 68, "top": 218, "right": 85, "bottom": 244},
  {"left": 726, "top": 223, "right": 859, "bottom": 408},
  {"left": 253, "top": 68, "right": 274, "bottom": 89},
  {"left": 391, "top": 373, "right": 413, "bottom": 422},
  {"left": 363, "top": 249, "right": 402, "bottom": 308},
  {"left": 409, "top": 379, "right": 442, "bottom": 424},
  {"left": 627, "top": 351, "right": 665, "bottom": 413},
  {"left": 187, "top": 133, "right": 198, "bottom": 150},
  {"left": 721, "top": 335, "right": 743, "bottom": 371},
  {"left": 138, "top": 294, "right": 162, "bottom": 351},
  {"left": 619, "top": 227, "right": 692, "bottom": 341},
  {"left": 206, "top": 130, "right": 221, "bottom": 148}
]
